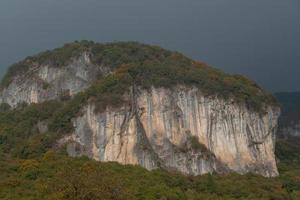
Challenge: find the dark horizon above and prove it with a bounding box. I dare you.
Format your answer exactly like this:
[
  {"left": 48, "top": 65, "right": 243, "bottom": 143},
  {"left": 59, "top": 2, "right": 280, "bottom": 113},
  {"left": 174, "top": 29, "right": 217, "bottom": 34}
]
[{"left": 1, "top": 0, "right": 299, "bottom": 92}]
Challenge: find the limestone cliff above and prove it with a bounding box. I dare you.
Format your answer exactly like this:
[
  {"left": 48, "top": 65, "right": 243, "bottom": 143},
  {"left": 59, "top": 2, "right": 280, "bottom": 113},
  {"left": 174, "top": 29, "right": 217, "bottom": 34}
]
[
  {"left": 0, "top": 52, "right": 110, "bottom": 107},
  {"left": 0, "top": 41, "right": 280, "bottom": 177},
  {"left": 65, "top": 86, "right": 280, "bottom": 177}
]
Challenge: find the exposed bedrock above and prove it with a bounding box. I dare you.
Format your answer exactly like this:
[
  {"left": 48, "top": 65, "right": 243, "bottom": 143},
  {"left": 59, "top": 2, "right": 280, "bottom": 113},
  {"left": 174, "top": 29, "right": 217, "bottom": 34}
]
[
  {"left": 66, "top": 86, "right": 280, "bottom": 177},
  {"left": 0, "top": 53, "right": 110, "bottom": 107}
]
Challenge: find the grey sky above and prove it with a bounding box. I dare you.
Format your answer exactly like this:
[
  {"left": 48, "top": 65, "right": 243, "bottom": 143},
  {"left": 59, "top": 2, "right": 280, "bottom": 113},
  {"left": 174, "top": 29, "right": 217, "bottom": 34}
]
[{"left": 0, "top": 0, "right": 299, "bottom": 92}]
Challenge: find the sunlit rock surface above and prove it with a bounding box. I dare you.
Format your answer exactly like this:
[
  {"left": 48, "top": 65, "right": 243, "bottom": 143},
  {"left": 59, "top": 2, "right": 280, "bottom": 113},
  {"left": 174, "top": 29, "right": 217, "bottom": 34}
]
[{"left": 66, "top": 86, "right": 280, "bottom": 177}]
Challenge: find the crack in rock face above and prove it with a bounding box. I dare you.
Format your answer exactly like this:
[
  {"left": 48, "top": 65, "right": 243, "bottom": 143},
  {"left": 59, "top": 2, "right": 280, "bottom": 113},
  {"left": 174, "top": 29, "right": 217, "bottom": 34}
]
[{"left": 66, "top": 86, "right": 280, "bottom": 177}]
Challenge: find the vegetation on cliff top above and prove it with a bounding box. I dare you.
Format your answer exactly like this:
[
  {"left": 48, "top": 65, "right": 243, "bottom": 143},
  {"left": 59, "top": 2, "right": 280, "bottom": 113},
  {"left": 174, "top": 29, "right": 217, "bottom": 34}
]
[{"left": 1, "top": 40, "right": 277, "bottom": 112}]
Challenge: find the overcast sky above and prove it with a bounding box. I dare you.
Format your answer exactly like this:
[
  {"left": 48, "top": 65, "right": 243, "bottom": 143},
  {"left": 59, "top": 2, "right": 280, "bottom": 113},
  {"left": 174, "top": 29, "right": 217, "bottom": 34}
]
[{"left": 0, "top": 0, "right": 299, "bottom": 92}]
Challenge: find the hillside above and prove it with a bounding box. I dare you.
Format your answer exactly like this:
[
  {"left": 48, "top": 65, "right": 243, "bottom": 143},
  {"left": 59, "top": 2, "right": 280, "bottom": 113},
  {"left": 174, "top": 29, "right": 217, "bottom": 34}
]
[
  {"left": 0, "top": 151, "right": 299, "bottom": 200},
  {"left": 0, "top": 41, "right": 295, "bottom": 199},
  {"left": 275, "top": 92, "right": 300, "bottom": 174},
  {"left": 275, "top": 92, "right": 300, "bottom": 138}
]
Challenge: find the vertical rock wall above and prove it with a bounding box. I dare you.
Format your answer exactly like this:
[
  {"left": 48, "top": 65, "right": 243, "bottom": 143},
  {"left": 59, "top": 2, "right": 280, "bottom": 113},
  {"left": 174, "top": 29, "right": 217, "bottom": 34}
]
[{"left": 67, "top": 86, "right": 280, "bottom": 177}]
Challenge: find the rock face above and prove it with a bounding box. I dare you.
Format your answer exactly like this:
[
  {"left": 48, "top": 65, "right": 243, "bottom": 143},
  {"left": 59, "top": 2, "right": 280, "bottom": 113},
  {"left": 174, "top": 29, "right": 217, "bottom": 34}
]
[
  {"left": 0, "top": 53, "right": 110, "bottom": 107},
  {"left": 0, "top": 43, "right": 281, "bottom": 177},
  {"left": 66, "top": 86, "right": 280, "bottom": 177}
]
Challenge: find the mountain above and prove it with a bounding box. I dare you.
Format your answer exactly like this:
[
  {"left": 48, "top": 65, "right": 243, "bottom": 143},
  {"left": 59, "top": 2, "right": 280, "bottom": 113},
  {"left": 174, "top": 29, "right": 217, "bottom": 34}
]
[
  {"left": 275, "top": 92, "right": 300, "bottom": 138},
  {"left": 0, "top": 41, "right": 280, "bottom": 177},
  {"left": 274, "top": 92, "right": 300, "bottom": 163}
]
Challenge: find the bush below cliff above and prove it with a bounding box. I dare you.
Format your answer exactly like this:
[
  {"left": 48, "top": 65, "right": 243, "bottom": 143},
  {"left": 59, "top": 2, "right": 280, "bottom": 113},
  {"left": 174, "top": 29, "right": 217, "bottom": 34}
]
[{"left": 0, "top": 151, "right": 299, "bottom": 199}]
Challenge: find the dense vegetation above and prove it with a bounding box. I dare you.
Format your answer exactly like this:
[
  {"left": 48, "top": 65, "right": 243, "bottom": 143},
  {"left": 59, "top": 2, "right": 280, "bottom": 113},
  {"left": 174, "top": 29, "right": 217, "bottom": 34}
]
[
  {"left": 1, "top": 41, "right": 277, "bottom": 112},
  {"left": 0, "top": 99, "right": 299, "bottom": 199},
  {"left": 1, "top": 151, "right": 299, "bottom": 200}
]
